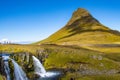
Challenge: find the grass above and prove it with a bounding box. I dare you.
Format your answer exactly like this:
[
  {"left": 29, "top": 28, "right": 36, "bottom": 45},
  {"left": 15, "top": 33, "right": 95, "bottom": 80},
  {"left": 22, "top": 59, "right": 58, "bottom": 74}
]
[
  {"left": 61, "top": 72, "right": 120, "bottom": 80},
  {"left": 44, "top": 46, "right": 120, "bottom": 71},
  {"left": 35, "top": 27, "right": 72, "bottom": 44},
  {"left": 56, "top": 31, "right": 120, "bottom": 45},
  {"left": 0, "top": 44, "right": 44, "bottom": 54},
  {"left": 0, "top": 44, "right": 120, "bottom": 79},
  {"left": 81, "top": 45, "right": 120, "bottom": 53},
  {"left": 35, "top": 29, "right": 120, "bottom": 46},
  {"left": 103, "top": 53, "right": 120, "bottom": 62}
]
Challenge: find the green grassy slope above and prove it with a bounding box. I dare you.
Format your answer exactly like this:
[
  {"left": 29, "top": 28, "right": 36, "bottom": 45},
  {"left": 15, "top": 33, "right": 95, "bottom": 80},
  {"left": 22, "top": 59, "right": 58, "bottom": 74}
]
[{"left": 56, "top": 31, "right": 120, "bottom": 44}]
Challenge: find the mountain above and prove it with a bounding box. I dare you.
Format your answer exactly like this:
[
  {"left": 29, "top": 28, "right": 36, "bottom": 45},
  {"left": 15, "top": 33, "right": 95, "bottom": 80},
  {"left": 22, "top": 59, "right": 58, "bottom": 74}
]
[{"left": 36, "top": 8, "right": 120, "bottom": 45}]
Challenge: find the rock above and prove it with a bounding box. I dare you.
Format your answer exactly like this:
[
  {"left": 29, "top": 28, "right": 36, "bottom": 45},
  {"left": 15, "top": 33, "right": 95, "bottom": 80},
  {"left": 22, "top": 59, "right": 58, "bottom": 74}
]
[
  {"left": 33, "top": 73, "right": 41, "bottom": 79},
  {"left": 98, "top": 55, "right": 103, "bottom": 60}
]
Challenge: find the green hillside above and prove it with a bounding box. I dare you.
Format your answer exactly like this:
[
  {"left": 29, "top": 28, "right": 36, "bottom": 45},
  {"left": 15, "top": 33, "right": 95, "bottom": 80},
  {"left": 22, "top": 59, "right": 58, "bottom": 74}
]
[{"left": 35, "top": 8, "right": 120, "bottom": 45}]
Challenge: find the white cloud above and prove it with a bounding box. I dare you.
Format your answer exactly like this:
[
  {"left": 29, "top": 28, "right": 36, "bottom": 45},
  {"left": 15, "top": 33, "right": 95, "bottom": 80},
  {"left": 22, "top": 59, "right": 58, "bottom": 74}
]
[
  {"left": 0, "top": 38, "right": 9, "bottom": 43},
  {"left": 0, "top": 38, "right": 34, "bottom": 44},
  {"left": 1, "top": 38, "right": 8, "bottom": 42}
]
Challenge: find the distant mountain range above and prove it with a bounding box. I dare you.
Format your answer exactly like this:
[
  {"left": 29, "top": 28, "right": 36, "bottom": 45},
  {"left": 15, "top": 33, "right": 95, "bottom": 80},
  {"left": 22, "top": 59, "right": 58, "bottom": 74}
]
[{"left": 35, "top": 8, "right": 120, "bottom": 45}]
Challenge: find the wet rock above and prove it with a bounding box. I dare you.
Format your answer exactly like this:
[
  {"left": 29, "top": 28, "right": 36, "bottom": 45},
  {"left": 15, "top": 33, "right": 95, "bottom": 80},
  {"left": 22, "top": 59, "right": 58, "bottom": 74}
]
[{"left": 33, "top": 73, "right": 41, "bottom": 79}]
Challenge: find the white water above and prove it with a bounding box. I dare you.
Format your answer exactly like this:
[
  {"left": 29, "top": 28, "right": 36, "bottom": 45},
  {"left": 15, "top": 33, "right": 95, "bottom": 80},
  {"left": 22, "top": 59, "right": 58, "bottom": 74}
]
[
  {"left": 32, "top": 56, "right": 60, "bottom": 77},
  {"left": 2, "top": 56, "right": 11, "bottom": 80},
  {"left": 11, "top": 59, "right": 28, "bottom": 80},
  {"left": 32, "top": 56, "right": 46, "bottom": 74}
]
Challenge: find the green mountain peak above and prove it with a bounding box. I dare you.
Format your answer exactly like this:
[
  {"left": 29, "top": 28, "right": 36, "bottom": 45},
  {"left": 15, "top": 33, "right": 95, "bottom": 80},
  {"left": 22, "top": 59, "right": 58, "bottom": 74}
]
[
  {"left": 67, "top": 8, "right": 92, "bottom": 25},
  {"left": 66, "top": 8, "right": 109, "bottom": 30},
  {"left": 35, "top": 8, "right": 120, "bottom": 45}
]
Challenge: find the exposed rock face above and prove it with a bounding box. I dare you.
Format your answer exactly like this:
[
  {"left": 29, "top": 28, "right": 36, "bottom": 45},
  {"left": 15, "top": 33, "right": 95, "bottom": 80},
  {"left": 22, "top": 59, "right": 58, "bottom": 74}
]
[
  {"left": 0, "top": 57, "right": 6, "bottom": 76},
  {"left": 66, "top": 8, "right": 109, "bottom": 30},
  {"left": 67, "top": 8, "right": 99, "bottom": 26}
]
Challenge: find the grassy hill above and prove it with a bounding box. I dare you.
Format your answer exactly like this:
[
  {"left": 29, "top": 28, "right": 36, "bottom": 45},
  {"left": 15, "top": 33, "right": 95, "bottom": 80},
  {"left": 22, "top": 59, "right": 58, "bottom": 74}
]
[{"left": 35, "top": 8, "right": 120, "bottom": 45}]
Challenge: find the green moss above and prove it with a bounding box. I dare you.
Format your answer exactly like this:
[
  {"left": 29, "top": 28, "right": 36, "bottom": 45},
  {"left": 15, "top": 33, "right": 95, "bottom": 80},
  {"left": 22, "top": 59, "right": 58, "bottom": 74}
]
[
  {"left": 0, "top": 75, "right": 3, "bottom": 80},
  {"left": 0, "top": 75, "right": 5, "bottom": 80}
]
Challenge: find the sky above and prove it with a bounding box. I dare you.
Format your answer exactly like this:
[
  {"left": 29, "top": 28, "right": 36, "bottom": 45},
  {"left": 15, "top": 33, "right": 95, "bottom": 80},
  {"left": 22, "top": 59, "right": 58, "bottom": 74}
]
[{"left": 0, "top": 0, "right": 120, "bottom": 43}]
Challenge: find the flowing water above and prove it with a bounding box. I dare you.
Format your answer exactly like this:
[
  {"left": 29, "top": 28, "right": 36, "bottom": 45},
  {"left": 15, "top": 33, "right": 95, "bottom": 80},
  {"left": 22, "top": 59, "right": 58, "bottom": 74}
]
[
  {"left": 32, "top": 56, "right": 60, "bottom": 79},
  {"left": 11, "top": 59, "right": 28, "bottom": 80},
  {"left": 2, "top": 56, "right": 11, "bottom": 80},
  {"left": 32, "top": 56, "right": 46, "bottom": 74},
  {"left": 1, "top": 54, "right": 60, "bottom": 80},
  {"left": 2, "top": 54, "right": 28, "bottom": 80}
]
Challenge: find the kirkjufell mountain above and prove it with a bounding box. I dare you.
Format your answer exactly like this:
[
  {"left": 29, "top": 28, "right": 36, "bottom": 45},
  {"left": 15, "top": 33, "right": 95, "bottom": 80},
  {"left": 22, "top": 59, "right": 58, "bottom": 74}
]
[{"left": 36, "top": 8, "right": 120, "bottom": 45}]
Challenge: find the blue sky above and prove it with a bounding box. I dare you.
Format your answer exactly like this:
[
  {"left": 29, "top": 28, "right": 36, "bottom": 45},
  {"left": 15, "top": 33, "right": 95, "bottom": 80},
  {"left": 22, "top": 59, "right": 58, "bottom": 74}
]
[{"left": 0, "top": 0, "right": 120, "bottom": 43}]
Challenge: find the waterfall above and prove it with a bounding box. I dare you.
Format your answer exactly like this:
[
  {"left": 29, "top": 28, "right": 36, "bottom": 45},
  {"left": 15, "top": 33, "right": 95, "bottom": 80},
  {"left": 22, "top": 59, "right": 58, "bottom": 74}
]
[
  {"left": 11, "top": 59, "right": 28, "bottom": 80},
  {"left": 2, "top": 56, "right": 11, "bottom": 80},
  {"left": 2, "top": 54, "right": 28, "bottom": 80},
  {"left": 32, "top": 56, "right": 47, "bottom": 77},
  {"left": 1, "top": 54, "right": 60, "bottom": 80},
  {"left": 32, "top": 56, "right": 60, "bottom": 78}
]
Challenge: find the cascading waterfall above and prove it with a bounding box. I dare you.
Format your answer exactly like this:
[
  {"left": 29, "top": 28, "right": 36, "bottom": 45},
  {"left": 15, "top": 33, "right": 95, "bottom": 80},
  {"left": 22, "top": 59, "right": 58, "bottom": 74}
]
[
  {"left": 2, "top": 54, "right": 29, "bottom": 80},
  {"left": 11, "top": 59, "right": 28, "bottom": 80},
  {"left": 2, "top": 56, "right": 11, "bottom": 80},
  {"left": 32, "top": 56, "right": 60, "bottom": 78},
  {"left": 32, "top": 56, "right": 46, "bottom": 76},
  {"left": 2, "top": 54, "right": 60, "bottom": 80}
]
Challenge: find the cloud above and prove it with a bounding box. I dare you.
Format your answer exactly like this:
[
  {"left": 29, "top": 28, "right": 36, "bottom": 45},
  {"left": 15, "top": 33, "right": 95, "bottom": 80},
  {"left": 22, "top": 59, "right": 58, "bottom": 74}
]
[
  {"left": 1, "top": 38, "right": 8, "bottom": 42},
  {"left": 0, "top": 38, "right": 34, "bottom": 44},
  {"left": 0, "top": 38, "right": 9, "bottom": 43}
]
